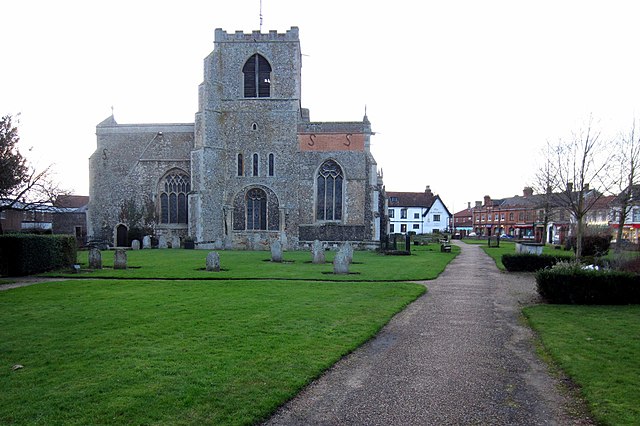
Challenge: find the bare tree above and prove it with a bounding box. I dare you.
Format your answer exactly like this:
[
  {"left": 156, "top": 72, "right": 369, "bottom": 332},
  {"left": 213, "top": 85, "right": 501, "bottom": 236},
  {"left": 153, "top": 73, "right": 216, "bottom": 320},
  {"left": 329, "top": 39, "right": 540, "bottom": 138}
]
[
  {"left": 549, "top": 119, "right": 615, "bottom": 260},
  {"left": 0, "top": 114, "right": 67, "bottom": 234},
  {"left": 612, "top": 120, "right": 640, "bottom": 252},
  {"left": 531, "top": 141, "right": 558, "bottom": 245}
]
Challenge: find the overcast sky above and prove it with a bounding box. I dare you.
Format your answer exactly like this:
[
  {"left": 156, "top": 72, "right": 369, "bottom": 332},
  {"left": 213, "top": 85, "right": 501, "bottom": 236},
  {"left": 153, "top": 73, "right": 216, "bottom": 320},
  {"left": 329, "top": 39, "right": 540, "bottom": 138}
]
[{"left": 3, "top": 0, "right": 640, "bottom": 213}]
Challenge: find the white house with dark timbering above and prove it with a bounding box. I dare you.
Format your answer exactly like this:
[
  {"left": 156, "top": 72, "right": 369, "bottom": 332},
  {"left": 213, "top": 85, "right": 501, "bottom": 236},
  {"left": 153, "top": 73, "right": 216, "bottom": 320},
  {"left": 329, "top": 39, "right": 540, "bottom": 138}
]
[
  {"left": 386, "top": 186, "right": 451, "bottom": 234},
  {"left": 88, "top": 27, "right": 384, "bottom": 249}
]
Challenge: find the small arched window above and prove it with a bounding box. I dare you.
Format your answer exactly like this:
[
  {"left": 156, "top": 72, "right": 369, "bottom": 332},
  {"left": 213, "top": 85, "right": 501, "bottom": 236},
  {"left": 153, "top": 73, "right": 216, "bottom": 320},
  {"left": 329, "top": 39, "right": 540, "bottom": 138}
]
[
  {"left": 316, "top": 160, "right": 343, "bottom": 221},
  {"left": 252, "top": 153, "right": 259, "bottom": 176},
  {"left": 268, "top": 153, "right": 274, "bottom": 177},
  {"left": 246, "top": 188, "right": 267, "bottom": 230},
  {"left": 243, "top": 54, "right": 271, "bottom": 98},
  {"left": 237, "top": 154, "right": 244, "bottom": 176},
  {"left": 160, "top": 172, "right": 190, "bottom": 224}
]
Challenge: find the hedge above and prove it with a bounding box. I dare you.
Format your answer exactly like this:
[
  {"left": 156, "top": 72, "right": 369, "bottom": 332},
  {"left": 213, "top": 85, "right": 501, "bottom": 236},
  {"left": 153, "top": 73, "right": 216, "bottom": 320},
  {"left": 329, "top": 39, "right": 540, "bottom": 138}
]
[
  {"left": 0, "top": 234, "right": 77, "bottom": 276},
  {"left": 502, "top": 254, "right": 562, "bottom": 272},
  {"left": 535, "top": 267, "right": 640, "bottom": 304}
]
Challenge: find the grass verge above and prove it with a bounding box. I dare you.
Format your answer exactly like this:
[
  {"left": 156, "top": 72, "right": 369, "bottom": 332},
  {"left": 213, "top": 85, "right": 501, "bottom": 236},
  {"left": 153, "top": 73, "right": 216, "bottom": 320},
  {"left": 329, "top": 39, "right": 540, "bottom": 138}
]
[
  {"left": 523, "top": 305, "right": 640, "bottom": 425},
  {"left": 462, "top": 240, "right": 571, "bottom": 270}
]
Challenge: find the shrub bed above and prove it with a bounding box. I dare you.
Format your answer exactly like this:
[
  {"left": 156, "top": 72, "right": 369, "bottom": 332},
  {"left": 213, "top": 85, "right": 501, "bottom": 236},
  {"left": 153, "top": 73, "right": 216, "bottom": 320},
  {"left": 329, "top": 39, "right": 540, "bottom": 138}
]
[
  {"left": 502, "top": 254, "right": 560, "bottom": 272},
  {"left": 535, "top": 265, "right": 640, "bottom": 304},
  {"left": 0, "top": 234, "right": 77, "bottom": 276}
]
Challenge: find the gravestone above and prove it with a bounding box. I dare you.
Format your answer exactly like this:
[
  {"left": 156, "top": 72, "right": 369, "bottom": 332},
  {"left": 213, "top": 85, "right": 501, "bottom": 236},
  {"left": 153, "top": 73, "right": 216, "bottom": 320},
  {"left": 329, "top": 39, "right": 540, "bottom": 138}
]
[
  {"left": 312, "top": 239, "right": 325, "bottom": 264},
  {"left": 333, "top": 251, "right": 350, "bottom": 274},
  {"left": 142, "top": 235, "right": 151, "bottom": 249},
  {"left": 206, "top": 251, "right": 220, "bottom": 272},
  {"left": 131, "top": 239, "right": 140, "bottom": 250},
  {"left": 271, "top": 240, "right": 283, "bottom": 262},
  {"left": 158, "top": 236, "right": 168, "bottom": 249},
  {"left": 340, "top": 242, "right": 354, "bottom": 264},
  {"left": 88, "top": 247, "right": 102, "bottom": 269},
  {"left": 171, "top": 236, "right": 181, "bottom": 249},
  {"left": 114, "top": 249, "right": 127, "bottom": 270},
  {"left": 214, "top": 239, "right": 223, "bottom": 250}
]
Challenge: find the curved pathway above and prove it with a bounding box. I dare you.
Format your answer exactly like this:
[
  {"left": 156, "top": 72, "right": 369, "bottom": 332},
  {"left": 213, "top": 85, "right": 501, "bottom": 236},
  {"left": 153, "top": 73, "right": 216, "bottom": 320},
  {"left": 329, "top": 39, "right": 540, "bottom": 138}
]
[{"left": 266, "top": 241, "right": 592, "bottom": 425}]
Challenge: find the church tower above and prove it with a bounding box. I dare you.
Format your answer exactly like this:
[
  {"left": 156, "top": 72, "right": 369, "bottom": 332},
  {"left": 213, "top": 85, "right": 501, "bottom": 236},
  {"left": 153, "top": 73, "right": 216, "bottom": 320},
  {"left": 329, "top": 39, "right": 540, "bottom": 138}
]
[{"left": 189, "top": 27, "right": 302, "bottom": 247}]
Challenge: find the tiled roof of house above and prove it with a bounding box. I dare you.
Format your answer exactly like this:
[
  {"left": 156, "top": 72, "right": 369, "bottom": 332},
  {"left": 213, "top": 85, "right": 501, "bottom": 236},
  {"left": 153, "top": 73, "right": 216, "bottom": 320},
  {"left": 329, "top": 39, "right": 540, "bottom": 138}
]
[
  {"left": 54, "top": 195, "right": 90, "bottom": 208},
  {"left": 387, "top": 191, "right": 436, "bottom": 208}
]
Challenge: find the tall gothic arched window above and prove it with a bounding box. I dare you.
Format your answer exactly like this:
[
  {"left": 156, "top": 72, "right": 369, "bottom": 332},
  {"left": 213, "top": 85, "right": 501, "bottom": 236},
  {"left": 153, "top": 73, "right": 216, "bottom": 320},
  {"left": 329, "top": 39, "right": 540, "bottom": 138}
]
[
  {"left": 316, "top": 160, "right": 343, "bottom": 221},
  {"left": 160, "top": 172, "right": 190, "bottom": 224},
  {"left": 246, "top": 188, "right": 267, "bottom": 230},
  {"left": 243, "top": 54, "right": 271, "bottom": 98}
]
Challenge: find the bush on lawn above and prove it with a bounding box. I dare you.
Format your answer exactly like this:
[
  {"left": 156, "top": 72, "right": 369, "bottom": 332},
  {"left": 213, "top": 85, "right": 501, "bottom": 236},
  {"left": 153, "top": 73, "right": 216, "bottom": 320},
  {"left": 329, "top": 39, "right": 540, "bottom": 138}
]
[
  {"left": 564, "top": 235, "right": 612, "bottom": 256},
  {"left": 502, "top": 254, "right": 560, "bottom": 272},
  {"left": 535, "top": 262, "right": 640, "bottom": 304},
  {"left": 0, "top": 234, "right": 77, "bottom": 276}
]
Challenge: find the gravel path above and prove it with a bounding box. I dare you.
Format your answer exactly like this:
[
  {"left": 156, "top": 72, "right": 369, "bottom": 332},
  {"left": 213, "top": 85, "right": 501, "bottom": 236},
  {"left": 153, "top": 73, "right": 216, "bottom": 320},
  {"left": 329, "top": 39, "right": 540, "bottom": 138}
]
[{"left": 265, "top": 241, "right": 593, "bottom": 425}]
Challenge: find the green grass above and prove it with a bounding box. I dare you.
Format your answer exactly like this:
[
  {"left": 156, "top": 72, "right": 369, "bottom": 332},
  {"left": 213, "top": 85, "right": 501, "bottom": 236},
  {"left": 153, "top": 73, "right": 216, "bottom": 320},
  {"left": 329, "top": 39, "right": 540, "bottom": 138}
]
[
  {"left": 43, "top": 243, "right": 459, "bottom": 281},
  {"left": 0, "top": 279, "right": 425, "bottom": 425},
  {"left": 463, "top": 240, "right": 572, "bottom": 270},
  {"left": 523, "top": 305, "right": 640, "bottom": 425}
]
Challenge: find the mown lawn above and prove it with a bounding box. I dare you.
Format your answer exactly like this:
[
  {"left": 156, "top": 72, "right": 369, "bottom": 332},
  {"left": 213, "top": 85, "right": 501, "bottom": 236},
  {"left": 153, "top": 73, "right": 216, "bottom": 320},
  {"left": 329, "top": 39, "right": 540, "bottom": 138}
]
[
  {"left": 0, "top": 279, "right": 425, "bottom": 425},
  {"left": 44, "top": 243, "right": 459, "bottom": 281},
  {"left": 1, "top": 245, "right": 454, "bottom": 425},
  {"left": 523, "top": 305, "right": 640, "bottom": 425}
]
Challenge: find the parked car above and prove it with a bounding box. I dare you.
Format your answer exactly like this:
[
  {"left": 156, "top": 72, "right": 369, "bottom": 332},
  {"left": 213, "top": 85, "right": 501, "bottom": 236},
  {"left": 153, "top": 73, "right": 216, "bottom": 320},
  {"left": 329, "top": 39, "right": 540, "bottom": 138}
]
[{"left": 468, "top": 232, "right": 477, "bottom": 237}]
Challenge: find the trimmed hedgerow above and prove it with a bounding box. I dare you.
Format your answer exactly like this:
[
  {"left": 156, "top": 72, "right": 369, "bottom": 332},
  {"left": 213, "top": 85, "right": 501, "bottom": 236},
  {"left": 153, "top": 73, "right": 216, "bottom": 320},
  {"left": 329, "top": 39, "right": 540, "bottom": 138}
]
[
  {"left": 0, "top": 234, "right": 77, "bottom": 276},
  {"left": 535, "top": 264, "right": 640, "bottom": 304},
  {"left": 502, "top": 254, "right": 561, "bottom": 272}
]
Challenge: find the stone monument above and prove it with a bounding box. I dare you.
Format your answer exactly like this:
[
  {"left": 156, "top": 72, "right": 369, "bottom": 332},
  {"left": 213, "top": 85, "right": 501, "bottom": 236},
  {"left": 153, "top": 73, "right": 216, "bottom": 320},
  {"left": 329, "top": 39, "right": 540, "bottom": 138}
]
[
  {"left": 114, "top": 249, "right": 127, "bottom": 270},
  {"left": 206, "top": 252, "right": 220, "bottom": 272}
]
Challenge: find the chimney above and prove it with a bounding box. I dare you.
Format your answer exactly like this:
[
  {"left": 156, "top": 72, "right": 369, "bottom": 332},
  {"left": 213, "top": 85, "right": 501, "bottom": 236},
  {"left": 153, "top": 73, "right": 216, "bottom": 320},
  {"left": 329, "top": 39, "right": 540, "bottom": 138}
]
[
  {"left": 467, "top": 202, "right": 471, "bottom": 209},
  {"left": 584, "top": 184, "right": 589, "bottom": 191},
  {"left": 484, "top": 195, "right": 491, "bottom": 206},
  {"left": 425, "top": 185, "right": 433, "bottom": 197},
  {"left": 523, "top": 187, "right": 533, "bottom": 197},
  {"left": 567, "top": 182, "right": 573, "bottom": 192}
]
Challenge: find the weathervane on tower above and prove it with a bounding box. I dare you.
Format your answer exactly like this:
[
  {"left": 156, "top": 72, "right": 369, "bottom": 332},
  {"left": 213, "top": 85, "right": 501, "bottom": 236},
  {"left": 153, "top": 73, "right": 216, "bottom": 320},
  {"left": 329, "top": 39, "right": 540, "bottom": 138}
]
[{"left": 259, "top": 0, "right": 263, "bottom": 31}]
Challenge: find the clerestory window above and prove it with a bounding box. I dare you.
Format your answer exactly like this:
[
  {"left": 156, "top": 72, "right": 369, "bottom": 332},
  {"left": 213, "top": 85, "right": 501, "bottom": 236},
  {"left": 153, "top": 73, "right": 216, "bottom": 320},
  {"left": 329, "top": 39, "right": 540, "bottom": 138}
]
[
  {"left": 160, "top": 172, "right": 190, "bottom": 224},
  {"left": 243, "top": 54, "right": 271, "bottom": 98}
]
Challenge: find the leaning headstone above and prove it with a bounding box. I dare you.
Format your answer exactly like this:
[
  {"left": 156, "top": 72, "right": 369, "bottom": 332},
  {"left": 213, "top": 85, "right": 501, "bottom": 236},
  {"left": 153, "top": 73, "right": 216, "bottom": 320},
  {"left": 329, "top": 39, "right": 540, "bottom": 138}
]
[
  {"left": 171, "top": 236, "right": 181, "bottom": 249},
  {"left": 158, "top": 235, "right": 168, "bottom": 249},
  {"left": 88, "top": 247, "right": 102, "bottom": 269},
  {"left": 131, "top": 239, "right": 140, "bottom": 250},
  {"left": 206, "top": 251, "right": 220, "bottom": 272},
  {"left": 271, "top": 240, "right": 283, "bottom": 262},
  {"left": 114, "top": 249, "right": 127, "bottom": 270},
  {"left": 333, "top": 251, "right": 350, "bottom": 274},
  {"left": 312, "top": 239, "right": 325, "bottom": 264},
  {"left": 142, "top": 235, "right": 151, "bottom": 249}
]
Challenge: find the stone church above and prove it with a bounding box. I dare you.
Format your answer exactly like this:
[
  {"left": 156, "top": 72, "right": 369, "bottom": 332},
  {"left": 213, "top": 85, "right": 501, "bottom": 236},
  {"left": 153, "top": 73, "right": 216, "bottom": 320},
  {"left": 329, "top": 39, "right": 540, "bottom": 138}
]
[{"left": 88, "top": 27, "right": 384, "bottom": 249}]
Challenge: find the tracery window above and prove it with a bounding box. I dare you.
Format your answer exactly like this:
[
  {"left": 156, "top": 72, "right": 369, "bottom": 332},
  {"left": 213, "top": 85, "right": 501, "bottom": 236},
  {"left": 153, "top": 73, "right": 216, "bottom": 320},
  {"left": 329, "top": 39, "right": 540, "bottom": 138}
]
[
  {"left": 246, "top": 188, "right": 267, "bottom": 230},
  {"left": 160, "top": 172, "right": 190, "bottom": 224},
  {"left": 243, "top": 54, "right": 271, "bottom": 98},
  {"left": 316, "top": 160, "right": 343, "bottom": 221}
]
